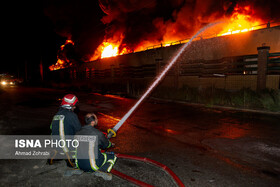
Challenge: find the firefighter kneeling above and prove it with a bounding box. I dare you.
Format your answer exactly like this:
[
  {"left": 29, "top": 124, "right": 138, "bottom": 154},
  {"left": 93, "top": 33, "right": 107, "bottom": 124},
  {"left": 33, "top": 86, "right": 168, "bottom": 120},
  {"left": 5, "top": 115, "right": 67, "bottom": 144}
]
[{"left": 75, "top": 113, "right": 117, "bottom": 180}]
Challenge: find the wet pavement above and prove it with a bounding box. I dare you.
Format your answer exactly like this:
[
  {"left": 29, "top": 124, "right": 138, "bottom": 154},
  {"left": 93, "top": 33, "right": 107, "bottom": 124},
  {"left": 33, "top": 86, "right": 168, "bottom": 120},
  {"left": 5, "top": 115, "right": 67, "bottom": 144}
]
[{"left": 0, "top": 86, "right": 280, "bottom": 186}]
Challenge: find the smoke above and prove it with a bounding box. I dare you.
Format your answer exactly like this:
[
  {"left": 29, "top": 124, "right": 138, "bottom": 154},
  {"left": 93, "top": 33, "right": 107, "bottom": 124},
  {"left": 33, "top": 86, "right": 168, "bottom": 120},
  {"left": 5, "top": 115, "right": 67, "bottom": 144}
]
[
  {"left": 44, "top": 0, "right": 106, "bottom": 61},
  {"left": 99, "top": 0, "right": 280, "bottom": 52},
  {"left": 45, "top": 0, "right": 280, "bottom": 62}
]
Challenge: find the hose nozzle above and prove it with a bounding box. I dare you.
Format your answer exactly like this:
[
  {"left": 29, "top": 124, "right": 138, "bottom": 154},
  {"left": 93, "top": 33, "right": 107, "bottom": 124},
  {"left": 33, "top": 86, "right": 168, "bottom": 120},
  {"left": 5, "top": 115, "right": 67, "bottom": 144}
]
[{"left": 107, "top": 129, "right": 116, "bottom": 139}]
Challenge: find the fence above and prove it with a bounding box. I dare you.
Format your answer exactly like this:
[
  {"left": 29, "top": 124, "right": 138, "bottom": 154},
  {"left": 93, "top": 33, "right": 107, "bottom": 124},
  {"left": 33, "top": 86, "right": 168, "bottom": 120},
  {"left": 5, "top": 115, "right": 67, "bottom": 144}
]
[
  {"left": 268, "top": 52, "right": 280, "bottom": 74},
  {"left": 50, "top": 47, "right": 280, "bottom": 91},
  {"left": 75, "top": 52, "right": 279, "bottom": 80}
]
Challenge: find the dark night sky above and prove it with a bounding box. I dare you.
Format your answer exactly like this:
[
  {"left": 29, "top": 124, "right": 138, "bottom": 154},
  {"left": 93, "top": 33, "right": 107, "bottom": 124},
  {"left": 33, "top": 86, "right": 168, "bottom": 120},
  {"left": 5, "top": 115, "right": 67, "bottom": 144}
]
[
  {"left": 2, "top": 0, "right": 104, "bottom": 78},
  {"left": 3, "top": 2, "right": 53, "bottom": 73},
  {"left": 2, "top": 2, "right": 55, "bottom": 77}
]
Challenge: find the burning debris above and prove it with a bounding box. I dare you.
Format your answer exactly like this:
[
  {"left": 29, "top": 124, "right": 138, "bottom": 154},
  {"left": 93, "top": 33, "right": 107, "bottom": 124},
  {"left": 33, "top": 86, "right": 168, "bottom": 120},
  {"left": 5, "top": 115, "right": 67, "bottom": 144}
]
[
  {"left": 49, "top": 40, "right": 74, "bottom": 71},
  {"left": 47, "top": 0, "right": 280, "bottom": 70}
]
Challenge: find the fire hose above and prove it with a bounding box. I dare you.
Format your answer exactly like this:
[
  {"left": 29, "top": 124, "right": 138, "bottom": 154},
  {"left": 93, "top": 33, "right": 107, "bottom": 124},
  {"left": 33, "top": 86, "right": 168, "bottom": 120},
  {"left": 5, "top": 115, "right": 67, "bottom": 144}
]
[
  {"left": 111, "top": 153, "right": 185, "bottom": 187},
  {"left": 105, "top": 22, "right": 221, "bottom": 186},
  {"left": 106, "top": 21, "right": 220, "bottom": 139}
]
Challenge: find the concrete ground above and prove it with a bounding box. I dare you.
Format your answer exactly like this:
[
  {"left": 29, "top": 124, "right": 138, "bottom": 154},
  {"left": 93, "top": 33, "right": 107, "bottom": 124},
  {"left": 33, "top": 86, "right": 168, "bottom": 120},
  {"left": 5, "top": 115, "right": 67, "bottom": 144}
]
[{"left": 0, "top": 86, "right": 279, "bottom": 186}]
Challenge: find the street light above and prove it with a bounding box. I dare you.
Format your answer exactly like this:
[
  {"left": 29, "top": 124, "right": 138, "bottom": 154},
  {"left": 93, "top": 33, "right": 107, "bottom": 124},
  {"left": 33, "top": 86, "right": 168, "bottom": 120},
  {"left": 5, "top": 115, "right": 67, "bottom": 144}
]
[{"left": 1, "top": 81, "right": 7, "bottom": 85}]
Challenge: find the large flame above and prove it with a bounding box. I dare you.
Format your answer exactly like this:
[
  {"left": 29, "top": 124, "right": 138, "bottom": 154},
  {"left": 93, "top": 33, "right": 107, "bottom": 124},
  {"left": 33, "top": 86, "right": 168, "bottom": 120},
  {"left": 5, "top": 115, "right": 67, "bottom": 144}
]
[
  {"left": 90, "top": 37, "right": 130, "bottom": 61},
  {"left": 218, "top": 5, "right": 262, "bottom": 36},
  {"left": 49, "top": 3, "right": 271, "bottom": 67},
  {"left": 101, "top": 42, "right": 119, "bottom": 58},
  {"left": 90, "top": 4, "right": 265, "bottom": 60}
]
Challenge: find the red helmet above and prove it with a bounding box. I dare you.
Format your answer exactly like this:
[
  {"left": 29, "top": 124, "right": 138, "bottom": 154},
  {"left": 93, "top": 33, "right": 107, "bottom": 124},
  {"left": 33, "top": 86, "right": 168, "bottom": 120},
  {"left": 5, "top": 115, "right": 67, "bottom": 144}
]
[{"left": 61, "top": 94, "right": 78, "bottom": 107}]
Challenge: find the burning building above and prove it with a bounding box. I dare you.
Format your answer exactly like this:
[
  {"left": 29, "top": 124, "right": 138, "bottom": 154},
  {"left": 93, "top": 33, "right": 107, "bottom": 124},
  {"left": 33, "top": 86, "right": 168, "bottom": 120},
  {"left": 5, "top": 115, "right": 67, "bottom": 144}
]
[{"left": 48, "top": 0, "right": 280, "bottom": 93}]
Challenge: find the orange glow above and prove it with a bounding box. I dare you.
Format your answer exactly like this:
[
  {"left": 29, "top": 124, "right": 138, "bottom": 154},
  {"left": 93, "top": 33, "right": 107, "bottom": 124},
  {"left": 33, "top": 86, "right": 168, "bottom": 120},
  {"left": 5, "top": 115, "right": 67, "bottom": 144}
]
[
  {"left": 216, "top": 118, "right": 248, "bottom": 139},
  {"left": 90, "top": 39, "right": 130, "bottom": 61},
  {"left": 66, "top": 40, "right": 74, "bottom": 45},
  {"left": 164, "top": 128, "right": 181, "bottom": 135},
  {"left": 163, "top": 43, "right": 171, "bottom": 47},
  {"left": 220, "top": 125, "right": 246, "bottom": 139},
  {"left": 92, "top": 93, "right": 128, "bottom": 100},
  {"left": 90, "top": 32, "right": 132, "bottom": 61},
  {"left": 49, "top": 39, "right": 74, "bottom": 71},
  {"left": 98, "top": 112, "right": 121, "bottom": 122},
  {"left": 60, "top": 45, "right": 65, "bottom": 50},
  {"left": 101, "top": 42, "right": 119, "bottom": 58},
  {"left": 217, "top": 5, "right": 261, "bottom": 36},
  {"left": 90, "top": 5, "right": 265, "bottom": 60},
  {"left": 103, "top": 94, "right": 127, "bottom": 100},
  {"left": 57, "top": 59, "right": 64, "bottom": 65}
]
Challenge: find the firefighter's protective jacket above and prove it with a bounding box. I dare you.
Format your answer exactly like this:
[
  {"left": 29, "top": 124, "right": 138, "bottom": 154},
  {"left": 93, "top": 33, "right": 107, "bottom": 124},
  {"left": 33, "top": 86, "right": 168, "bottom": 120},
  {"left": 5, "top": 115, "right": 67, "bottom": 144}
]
[
  {"left": 51, "top": 107, "right": 82, "bottom": 137},
  {"left": 75, "top": 125, "right": 112, "bottom": 153},
  {"left": 50, "top": 107, "right": 82, "bottom": 154},
  {"left": 75, "top": 125, "right": 114, "bottom": 171}
]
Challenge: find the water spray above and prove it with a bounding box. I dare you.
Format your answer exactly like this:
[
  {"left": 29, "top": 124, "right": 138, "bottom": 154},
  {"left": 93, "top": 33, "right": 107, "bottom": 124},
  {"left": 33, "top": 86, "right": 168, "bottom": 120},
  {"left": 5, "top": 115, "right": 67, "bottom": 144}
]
[{"left": 107, "top": 21, "right": 222, "bottom": 139}]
